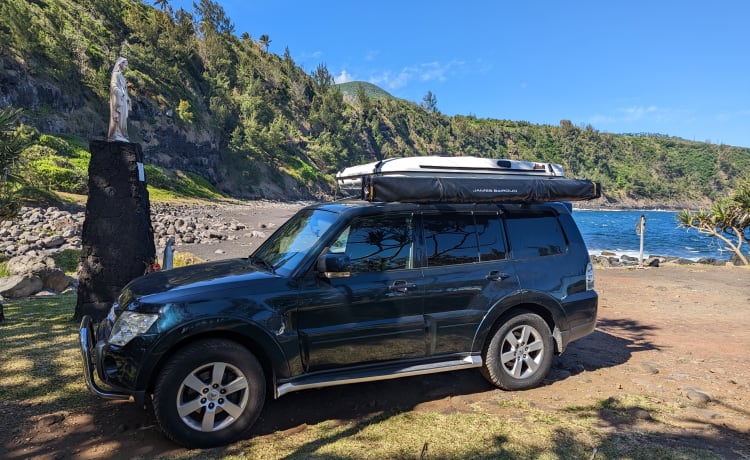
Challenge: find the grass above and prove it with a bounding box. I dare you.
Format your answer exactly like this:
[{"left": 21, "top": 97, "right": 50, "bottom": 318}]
[
  {"left": 51, "top": 249, "right": 81, "bottom": 274},
  {"left": 0, "top": 293, "right": 86, "bottom": 412},
  {"left": 0, "top": 297, "right": 729, "bottom": 459}
]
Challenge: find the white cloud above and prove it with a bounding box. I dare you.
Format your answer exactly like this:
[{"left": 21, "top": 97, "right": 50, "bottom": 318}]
[
  {"left": 334, "top": 69, "right": 354, "bottom": 84},
  {"left": 619, "top": 105, "right": 659, "bottom": 121},
  {"left": 368, "top": 60, "right": 465, "bottom": 90},
  {"left": 589, "top": 105, "right": 689, "bottom": 125}
]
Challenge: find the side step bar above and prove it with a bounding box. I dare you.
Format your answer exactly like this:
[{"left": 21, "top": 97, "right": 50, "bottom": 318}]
[{"left": 276, "top": 355, "right": 482, "bottom": 398}]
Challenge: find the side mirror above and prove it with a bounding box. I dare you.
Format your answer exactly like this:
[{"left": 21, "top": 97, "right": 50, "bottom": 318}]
[{"left": 317, "top": 253, "right": 351, "bottom": 279}]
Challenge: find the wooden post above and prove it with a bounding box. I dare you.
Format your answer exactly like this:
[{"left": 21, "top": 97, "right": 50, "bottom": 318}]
[{"left": 75, "top": 141, "right": 154, "bottom": 321}]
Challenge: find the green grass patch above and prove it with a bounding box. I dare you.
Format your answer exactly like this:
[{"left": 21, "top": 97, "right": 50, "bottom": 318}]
[
  {"left": 51, "top": 249, "right": 81, "bottom": 274},
  {"left": 144, "top": 165, "right": 226, "bottom": 201},
  {"left": 0, "top": 294, "right": 87, "bottom": 412}
]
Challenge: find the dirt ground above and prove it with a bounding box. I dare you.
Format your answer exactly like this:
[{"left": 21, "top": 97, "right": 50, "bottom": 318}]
[{"left": 3, "top": 203, "right": 750, "bottom": 459}]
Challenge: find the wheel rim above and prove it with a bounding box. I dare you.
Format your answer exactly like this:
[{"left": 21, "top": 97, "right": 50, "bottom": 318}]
[
  {"left": 176, "top": 361, "right": 250, "bottom": 432},
  {"left": 499, "top": 324, "right": 545, "bottom": 379}
]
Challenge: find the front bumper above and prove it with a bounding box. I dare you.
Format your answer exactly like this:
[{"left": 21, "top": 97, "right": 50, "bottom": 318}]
[{"left": 79, "top": 315, "right": 135, "bottom": 402}]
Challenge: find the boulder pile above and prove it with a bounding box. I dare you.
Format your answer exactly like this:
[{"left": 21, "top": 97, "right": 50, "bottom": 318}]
[
  {"left": 590, "top": 251, "right": 733, "bottom": 267},
  {"left": 0, "top": 204, "right": 281, "bottom": 300}
]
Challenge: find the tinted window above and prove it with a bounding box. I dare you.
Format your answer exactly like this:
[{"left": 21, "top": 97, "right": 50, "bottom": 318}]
[
  {"left": 506, "top": 215, "right": 567, "bottom": 259},
  {"left": 423, "top": 214, "right": 478, "bottom": 266},
  {"left": 337, "top": 214, "right": 414, "bottom": 272},
  {"left": 475, "top": 214, "right": 507, "bottom": 261}
]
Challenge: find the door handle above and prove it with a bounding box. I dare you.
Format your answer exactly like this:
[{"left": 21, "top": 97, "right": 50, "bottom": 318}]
[
  {"left": 389, "top": 280, "right": 416, "bottom": 293},
  {"left": 486, "top": 270, "right": 511, "bottom": 281}
]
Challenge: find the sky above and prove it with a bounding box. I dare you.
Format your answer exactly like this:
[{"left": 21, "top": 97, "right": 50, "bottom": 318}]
[{"left": 169, "top": 0, "right": 750, "bottom": 148}]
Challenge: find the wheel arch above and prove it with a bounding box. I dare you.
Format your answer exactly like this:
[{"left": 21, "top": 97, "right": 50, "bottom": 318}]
[
  {"left": 138, "top": 319, "right": 290, "bottom": 398},
  {"left": 474, "top": 294, "right": 568, "bottom": 355}
]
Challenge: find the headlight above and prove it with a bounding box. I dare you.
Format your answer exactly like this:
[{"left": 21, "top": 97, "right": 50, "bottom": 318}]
[{"left": 108, "top": 312, "right": 158, "bottom": 346}]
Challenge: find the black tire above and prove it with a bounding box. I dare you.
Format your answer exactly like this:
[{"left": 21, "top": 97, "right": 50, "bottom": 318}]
[
  {"left": 153, "top": 339, "right": 266, "bottom": 448},
  {"left": 481, "top": 311, "right": 553, "bottom": 390}
]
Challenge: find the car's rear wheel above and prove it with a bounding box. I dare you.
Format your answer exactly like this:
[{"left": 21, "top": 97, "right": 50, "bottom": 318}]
[
  {"left": 482, "top": 311, "right": 553, "bottom": 390},
  {"left": 153, "top": 339, "right": 266, "bottom": 448}
]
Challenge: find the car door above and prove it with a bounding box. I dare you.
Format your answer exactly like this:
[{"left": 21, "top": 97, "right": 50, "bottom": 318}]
[
  {"left": 420, "top": 211, "right": 520, "bottom": 355},
  {"left": 295, "top": 211, "right": 427, "bottom": 372}
]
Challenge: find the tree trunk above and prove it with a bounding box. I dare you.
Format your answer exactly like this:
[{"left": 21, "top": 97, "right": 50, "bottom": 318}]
[{"left": 75, "top": 141, "right": 155, "bottom": 322}]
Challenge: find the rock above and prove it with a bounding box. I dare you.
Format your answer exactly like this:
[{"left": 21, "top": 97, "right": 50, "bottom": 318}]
[
  {"left": 38, "top": 413, "right": 65, "bottom": 427},
  {"left": 640, "top": 362, "right": 660, "bottom": 374},
  {"left": 208, "top": 231, "right": 225, "bottom": 240},
  {"left": 7, "top": 253, "right": 56, "bottom": 276},
  {"left": 0, "top": 274, "right": 44, "bottom": 298},
  {"left": 686, "top": 388, "right": 711, "bottom": 407},
  {"left": 41, "top": 269, "right": 74, "bottom": 292},
  {"left": 41, "top": 235, "right": 66, "bottom": 249},
  {"left": 674, "top": 258, "right": 695, "bottom": 265}
]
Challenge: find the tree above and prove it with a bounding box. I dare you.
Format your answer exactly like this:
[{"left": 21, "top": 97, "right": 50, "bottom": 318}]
[
  {"left": 311, "top": 63, "right": 335, "bottom": 92},
  {"left": 259, "top": 34, "right": 271, "bottom": 52},
  {"left": 153, "top": 0, "right": 169, "bottom": 10},
  {"left": 678, "top": 181, "right": 750, "bottom": 265},
  {"left": 421, "top": 90, "right": 438, "bottom": 114},
  {"left": 0, "top": 107, "right": 28, "bottom": 219}
]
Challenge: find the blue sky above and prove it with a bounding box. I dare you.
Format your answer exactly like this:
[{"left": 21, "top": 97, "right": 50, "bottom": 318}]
[{"left": 169, "top": 1, "right": 750, "bottom": 148}]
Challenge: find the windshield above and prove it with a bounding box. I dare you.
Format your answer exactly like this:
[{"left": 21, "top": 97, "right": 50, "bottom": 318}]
[{"left": 252, "top": 208, "right": 338, "bottom": 275}]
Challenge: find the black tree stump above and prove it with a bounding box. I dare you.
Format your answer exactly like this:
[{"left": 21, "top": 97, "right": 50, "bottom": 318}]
[{"left": 75, "top": 141, "right": 155, "bottom": 321}]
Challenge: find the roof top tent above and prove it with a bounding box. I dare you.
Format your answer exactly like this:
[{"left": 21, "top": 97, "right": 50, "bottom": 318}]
[{"left": 335, "top": 156, "right": 601, "bottom": 203}]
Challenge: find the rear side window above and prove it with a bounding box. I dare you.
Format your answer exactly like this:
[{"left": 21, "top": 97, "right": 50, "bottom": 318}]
[
  {"left": 475, "top": 214, "right": 507, "bottom": 262},
  {"left": 422, "top": 213, "right": 507, "bottom": 266},
  {"left": 506, "top": 215, "right": 568, "bottom": 259},
  {"left": 423, "top": 214, "right": 477, "bottom": 266}
]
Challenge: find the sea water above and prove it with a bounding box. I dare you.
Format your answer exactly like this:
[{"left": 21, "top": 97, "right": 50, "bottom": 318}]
[{"left": 571, "top": 209, "right": 731, "bottom": 261}]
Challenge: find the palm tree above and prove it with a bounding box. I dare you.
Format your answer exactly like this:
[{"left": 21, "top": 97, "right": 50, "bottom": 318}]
[
  {"left": 259, "top": 34, "right": 271, "bottom": 52},
  {"left": 153, "top": 0, "right": 169, "bottom": 10}
]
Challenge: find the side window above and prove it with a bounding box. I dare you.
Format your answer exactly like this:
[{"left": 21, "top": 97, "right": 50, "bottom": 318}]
[
  {"left": 336, "top": 214, "right": 414, "bottom": 272},
  {"left": 423, "top": 214, "right": 478, "bottom": 266},
  {"left": 475, "top": 214, "right": 507, "bottom": 261},
  {"left": 506, "top": 215, "right": 568, "bottom": 259}
]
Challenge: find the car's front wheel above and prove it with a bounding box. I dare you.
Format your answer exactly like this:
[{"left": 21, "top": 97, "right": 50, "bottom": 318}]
[
  {"left": 153, "top": 339, "right": 266, "bottom": 448},
  {"left": 482, "top": 311, "right": 553, "bottom": 390}
]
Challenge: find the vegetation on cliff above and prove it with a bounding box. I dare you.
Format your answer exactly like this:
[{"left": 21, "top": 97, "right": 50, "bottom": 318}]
[{"left": 0, "top": 0, "right": 749, "bottom": 206}]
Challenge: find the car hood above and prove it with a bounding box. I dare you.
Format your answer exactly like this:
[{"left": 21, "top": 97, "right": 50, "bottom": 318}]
[{"left": 120, "top": 258, "right": 275, "bottom": 305}]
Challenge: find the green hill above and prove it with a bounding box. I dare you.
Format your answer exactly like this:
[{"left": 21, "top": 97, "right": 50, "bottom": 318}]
[
  {"left": 337, "top": 81, "right": 395, "bottom": 101},
  {"left": 0, "top": 0, "right": 748, "bottom": 207}
]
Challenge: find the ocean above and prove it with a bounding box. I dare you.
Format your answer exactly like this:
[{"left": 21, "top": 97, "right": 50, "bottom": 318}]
[{"left": 571, "top": 209, "right": 732, "bottom": 261}]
